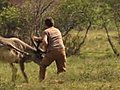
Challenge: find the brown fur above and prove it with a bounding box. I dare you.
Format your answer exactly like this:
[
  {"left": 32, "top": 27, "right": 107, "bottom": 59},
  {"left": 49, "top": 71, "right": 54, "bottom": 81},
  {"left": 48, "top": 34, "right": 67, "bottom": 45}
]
[{"left": 0, "top": 36, "right": 44, "bottom": 83}]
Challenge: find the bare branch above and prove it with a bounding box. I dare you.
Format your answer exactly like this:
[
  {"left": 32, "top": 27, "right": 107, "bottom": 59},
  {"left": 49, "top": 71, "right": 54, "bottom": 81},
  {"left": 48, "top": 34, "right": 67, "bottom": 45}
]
[
  {"left": 62, "top": 10, "right": 84, "bottom": 37},
  {"left": 40, "top": 0, "right": 55, "bottom": 15},
  {"left": 73, "top": 21, "right": 91, "bottom": 54}
]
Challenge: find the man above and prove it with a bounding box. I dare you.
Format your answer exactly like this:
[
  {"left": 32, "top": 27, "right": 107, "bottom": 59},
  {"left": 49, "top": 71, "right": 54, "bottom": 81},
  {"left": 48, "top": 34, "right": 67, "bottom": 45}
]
[{"left": 33, "top": 17, "right": 66, "bottom": 81}]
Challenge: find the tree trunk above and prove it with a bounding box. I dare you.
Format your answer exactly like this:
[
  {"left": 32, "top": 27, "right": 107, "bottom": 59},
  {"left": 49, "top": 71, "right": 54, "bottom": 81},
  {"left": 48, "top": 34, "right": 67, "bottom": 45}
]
[
  {"left": 103, "top": 24, "right": 119, "bottom": 56},
  {"left": 73, "top": 21, "right": 91, "bottom": 55}
]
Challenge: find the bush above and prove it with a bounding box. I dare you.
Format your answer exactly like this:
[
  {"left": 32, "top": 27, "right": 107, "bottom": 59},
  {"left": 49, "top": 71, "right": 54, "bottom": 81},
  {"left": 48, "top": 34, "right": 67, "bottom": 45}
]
[{"left": 0, "top": 6, "right": 21, "bottom": 36}]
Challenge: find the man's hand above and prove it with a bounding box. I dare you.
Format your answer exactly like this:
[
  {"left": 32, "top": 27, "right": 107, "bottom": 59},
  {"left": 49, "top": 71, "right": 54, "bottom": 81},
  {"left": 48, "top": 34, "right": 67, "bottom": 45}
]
[{"left": 32, "top": 36, "right": 42, "bottom": 43}]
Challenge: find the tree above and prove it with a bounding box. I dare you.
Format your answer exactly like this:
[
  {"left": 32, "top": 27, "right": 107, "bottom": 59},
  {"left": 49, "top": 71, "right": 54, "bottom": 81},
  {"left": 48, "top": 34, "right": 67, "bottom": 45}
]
[
  {"left": 0, "top": 1, "right": 21, "bottom": 37},
  {"left": 0, "top": 0, "right": 8, "bottom": 11},
  {"left": 17, "top": 0, "right": 58, "bottom": 42},
  {"left": 0, "top": 0, "right": 58, "bottom": 42},
  {"left": 50, "top": 0, "right": 93, "bottom": 55}
]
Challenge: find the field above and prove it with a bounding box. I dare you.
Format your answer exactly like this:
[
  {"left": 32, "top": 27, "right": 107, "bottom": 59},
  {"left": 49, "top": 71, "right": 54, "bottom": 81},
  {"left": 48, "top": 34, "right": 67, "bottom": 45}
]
[{"left": 0, "top": 30, "right": 120, "bottom": 90}]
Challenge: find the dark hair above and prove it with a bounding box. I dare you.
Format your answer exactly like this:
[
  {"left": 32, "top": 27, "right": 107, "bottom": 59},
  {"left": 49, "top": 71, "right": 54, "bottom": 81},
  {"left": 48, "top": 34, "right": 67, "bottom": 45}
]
[{"left": 45, "top": 17, "right": 54, "bottom": 27}]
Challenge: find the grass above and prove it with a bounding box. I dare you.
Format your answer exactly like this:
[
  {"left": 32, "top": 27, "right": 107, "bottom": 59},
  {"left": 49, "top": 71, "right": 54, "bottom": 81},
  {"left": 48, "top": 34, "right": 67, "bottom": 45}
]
[{"left": 0, "top": 30, "right": 120, "bottom": 90}]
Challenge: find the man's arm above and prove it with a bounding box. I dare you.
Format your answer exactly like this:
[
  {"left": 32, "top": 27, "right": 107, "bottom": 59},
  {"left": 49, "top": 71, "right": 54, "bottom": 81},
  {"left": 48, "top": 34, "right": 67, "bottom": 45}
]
[{"left": 42, "top": 34, "right": 48, "bottom": 51}]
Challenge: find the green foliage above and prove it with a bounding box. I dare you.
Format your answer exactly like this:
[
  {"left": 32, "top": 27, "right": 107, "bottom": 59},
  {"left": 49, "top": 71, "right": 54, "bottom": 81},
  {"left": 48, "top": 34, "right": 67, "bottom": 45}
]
[
  {"left": 0, "top": 0, "right": 119, "bottom": 53},
  {"left": 51, "top": 0, "right": 94, "bottom": 55},
  {"left": 52, "top": 0, "right": 90, "bottom": 32},
  {"left": 0, "top": 3, "right": 22, "bottom": 36},
  {"left": 0, "top": 0, "right": 8, "bottom": 11},
  {"left": 0, "top": 6, "right": 21, "bottom": 30},
  {"left": 52, "top": 0, "right": 120, "bottom": 30}
]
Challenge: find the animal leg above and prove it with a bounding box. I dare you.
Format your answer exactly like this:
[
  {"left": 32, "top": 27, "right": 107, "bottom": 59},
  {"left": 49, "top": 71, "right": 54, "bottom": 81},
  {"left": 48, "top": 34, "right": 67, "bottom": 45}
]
[
  {"left": 10, "top": 63, "right": 17, "bottom": 82},
  {"left": 19, "top": 60, "right": 28, "bottom": 83}
]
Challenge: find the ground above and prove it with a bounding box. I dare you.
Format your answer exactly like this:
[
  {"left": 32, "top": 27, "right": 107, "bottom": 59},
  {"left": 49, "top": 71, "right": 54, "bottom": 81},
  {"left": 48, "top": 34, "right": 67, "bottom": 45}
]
[{"left": 0, "top": 30, "right": 120, "bottom": 90}]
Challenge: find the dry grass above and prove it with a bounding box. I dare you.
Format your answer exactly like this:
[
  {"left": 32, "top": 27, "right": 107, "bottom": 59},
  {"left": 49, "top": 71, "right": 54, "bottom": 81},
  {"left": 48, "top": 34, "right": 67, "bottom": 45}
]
[{"left": 0, "top": 30, "right": 120, "bottom": 90}]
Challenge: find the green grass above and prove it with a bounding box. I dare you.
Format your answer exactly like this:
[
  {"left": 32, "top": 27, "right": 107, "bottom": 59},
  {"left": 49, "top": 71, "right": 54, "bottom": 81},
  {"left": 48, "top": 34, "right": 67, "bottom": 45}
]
[
  {"left": 0, "top": 56, "right": 120, "bottom": 90},
  {"left": 0, "top": 30, "right": 120, "bottom": 90}
]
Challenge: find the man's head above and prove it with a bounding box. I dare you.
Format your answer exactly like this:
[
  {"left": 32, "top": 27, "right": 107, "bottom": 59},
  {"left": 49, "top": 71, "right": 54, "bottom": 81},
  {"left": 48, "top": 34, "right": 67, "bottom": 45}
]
[{"left": 44, "top": 17, "right": 54, "bottom": 28}]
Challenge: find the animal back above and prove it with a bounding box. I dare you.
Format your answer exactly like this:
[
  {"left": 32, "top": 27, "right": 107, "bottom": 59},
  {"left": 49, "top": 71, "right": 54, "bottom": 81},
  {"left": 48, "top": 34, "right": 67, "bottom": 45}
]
[{"left": 0, "top": 47, "right": 20, "bottom": 63}]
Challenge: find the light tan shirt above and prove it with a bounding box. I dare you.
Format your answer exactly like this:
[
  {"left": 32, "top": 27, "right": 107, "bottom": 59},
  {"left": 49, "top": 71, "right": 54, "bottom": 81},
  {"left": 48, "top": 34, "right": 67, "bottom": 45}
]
[{"left": 42, "top": 27, "right": 65, "bottom": 52}]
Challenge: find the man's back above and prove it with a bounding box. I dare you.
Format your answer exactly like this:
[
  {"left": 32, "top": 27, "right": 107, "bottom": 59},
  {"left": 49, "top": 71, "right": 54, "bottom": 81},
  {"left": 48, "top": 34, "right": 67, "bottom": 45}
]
[{"left": 43, "top": 27, "right": 65, "bottom": 51}]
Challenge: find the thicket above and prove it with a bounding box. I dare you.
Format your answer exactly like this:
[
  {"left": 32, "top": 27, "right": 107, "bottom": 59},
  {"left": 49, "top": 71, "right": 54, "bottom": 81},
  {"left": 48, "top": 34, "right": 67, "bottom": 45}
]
[{"left": 0, "top": 0, "right": 120, "bottom": 56}]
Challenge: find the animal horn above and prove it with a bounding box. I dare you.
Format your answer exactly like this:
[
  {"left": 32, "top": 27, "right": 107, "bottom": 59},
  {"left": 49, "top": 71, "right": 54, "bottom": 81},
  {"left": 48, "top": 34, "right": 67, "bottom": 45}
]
[
  {"left": 31, "top": 36, "right": 38, "bottom": 50},
  {"left": 8, "top": 44, "right": 29, "bottom": 55}
]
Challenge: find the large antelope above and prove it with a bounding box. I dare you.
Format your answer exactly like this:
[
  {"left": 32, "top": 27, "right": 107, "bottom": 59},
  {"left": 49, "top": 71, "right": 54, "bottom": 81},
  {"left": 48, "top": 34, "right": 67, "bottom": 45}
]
[{"left": 0, "top": 36, "right": 44, "bottom": 83}]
